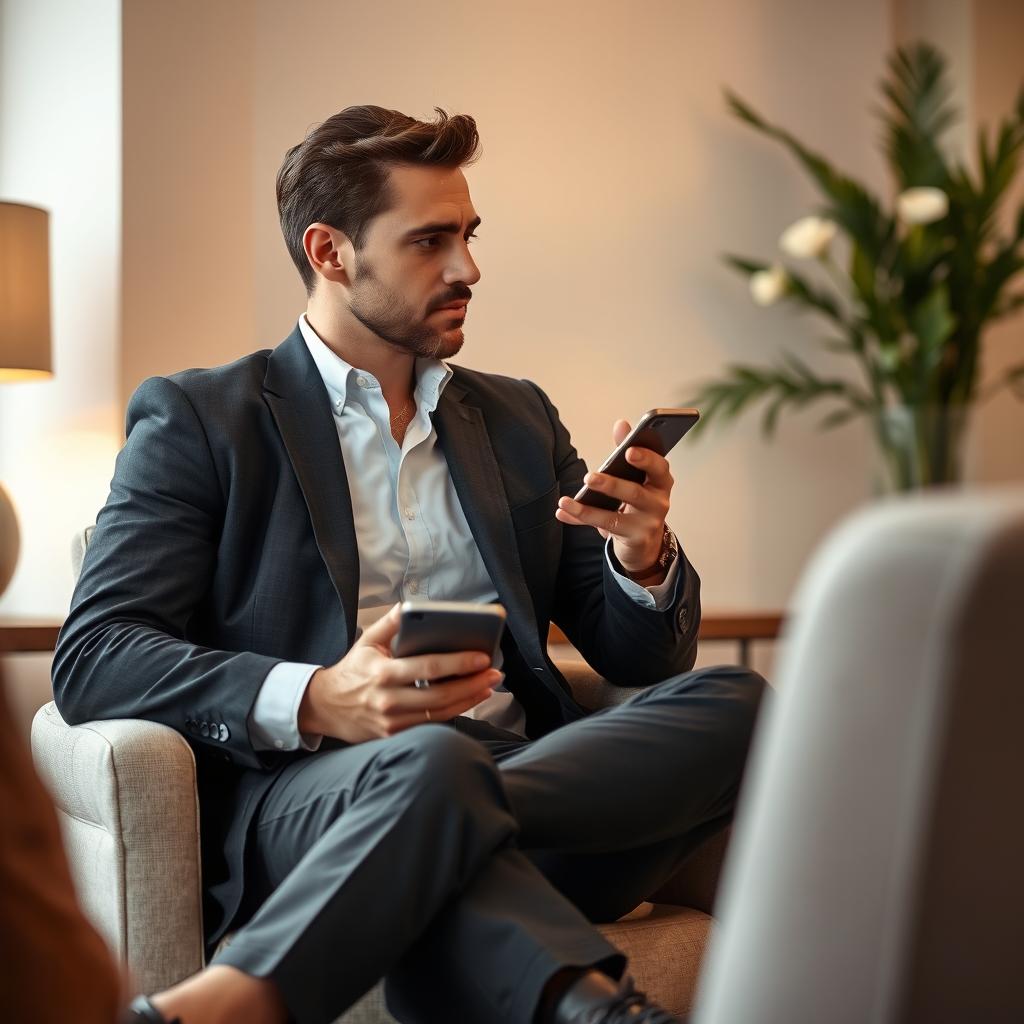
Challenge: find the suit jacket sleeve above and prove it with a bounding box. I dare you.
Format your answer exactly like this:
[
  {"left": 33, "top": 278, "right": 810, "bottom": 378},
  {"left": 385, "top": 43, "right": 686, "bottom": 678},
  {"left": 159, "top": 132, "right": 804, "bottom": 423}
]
[
  {"left": 51, "top": 376, "right": 282, "bottom": 770},
  {"left": 527, "top": 381, "right": 701, "bottom": 685}
]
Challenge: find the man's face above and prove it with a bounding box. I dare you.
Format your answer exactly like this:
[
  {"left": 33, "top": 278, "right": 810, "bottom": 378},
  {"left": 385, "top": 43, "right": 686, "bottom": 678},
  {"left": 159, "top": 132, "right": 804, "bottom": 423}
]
[{"left": 343, "top": 163, "right": 482, "bottom": 360}]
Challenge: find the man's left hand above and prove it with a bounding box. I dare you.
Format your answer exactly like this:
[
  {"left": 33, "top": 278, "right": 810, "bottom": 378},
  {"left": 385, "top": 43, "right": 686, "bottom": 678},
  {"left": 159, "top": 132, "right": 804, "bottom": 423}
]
[{"left": 555, "top": 419, "right": 673, "bottom": 579}]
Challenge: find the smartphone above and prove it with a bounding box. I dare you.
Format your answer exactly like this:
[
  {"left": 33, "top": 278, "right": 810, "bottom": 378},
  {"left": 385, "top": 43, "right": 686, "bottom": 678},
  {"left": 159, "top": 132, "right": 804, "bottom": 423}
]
[
  {"left": 573, "top": 408, "right": 700, "bottom": 511},
  {"left": 391, "top": 600, "right": 507, "bottom": 685}
]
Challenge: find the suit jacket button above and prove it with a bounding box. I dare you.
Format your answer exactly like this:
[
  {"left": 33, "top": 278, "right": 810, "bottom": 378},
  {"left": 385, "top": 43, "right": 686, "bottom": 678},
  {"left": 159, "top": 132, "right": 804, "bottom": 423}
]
[
  {"left": 218, "top": 724, "right": 230, "bottom": 742},
  {"left": 200, "top": 722, "right": 210, "bottom": 737}
]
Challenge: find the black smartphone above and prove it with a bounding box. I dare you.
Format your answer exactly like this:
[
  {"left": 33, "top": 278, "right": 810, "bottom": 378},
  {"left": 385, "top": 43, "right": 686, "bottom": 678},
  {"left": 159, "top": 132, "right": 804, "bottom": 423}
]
[
  {"left": 573, "top": 408, "right": 700, "bottom": 511},
  {"left": 391, "top": 600, "right": 507, "bottom": 686}
]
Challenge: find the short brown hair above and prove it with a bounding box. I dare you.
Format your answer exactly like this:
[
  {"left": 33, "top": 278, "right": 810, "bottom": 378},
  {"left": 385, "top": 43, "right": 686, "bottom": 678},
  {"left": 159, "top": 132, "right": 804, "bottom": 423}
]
[{"left": 276, "top": 105, "right": 481, "bottom": 295}]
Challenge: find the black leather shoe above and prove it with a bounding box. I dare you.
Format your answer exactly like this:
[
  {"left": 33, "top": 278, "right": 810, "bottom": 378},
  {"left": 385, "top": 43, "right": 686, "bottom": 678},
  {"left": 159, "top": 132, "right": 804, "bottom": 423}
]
[
  {"left": 553, "top": 973, "right": 681, "bottom": 1023},
  {"left": 120, "top": 995, "right": 180, "bottom": 1024}
]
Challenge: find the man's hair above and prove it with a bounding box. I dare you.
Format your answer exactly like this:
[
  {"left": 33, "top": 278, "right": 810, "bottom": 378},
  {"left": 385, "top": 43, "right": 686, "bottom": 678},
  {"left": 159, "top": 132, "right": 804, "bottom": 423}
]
[{"left": 276, "top": 105, "right": 481, "bottom": 295}]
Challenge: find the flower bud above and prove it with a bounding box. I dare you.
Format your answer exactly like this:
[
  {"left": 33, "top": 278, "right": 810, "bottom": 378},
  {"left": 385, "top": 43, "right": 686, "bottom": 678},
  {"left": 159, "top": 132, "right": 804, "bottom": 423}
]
[
  {"left": 896, "top": 186, "right": 948, "bottom": 225},
  {"left": 750, "top": 264, "right": 788, "bottom": 306},
  {"left": 779, "top": 216, "right": 837, "bottom": 259}
]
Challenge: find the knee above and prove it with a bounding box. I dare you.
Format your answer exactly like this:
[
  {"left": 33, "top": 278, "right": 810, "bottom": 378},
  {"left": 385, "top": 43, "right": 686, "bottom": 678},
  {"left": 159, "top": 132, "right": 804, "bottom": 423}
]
[
  {"left": 720, "top": 665, "right": 768, "bottom": 724},
  {"left": 375, "top": 725, "right": 505, "bottom": 804},
  {"left": 662, "top": 665, "right": 768, "bottom": 753}
]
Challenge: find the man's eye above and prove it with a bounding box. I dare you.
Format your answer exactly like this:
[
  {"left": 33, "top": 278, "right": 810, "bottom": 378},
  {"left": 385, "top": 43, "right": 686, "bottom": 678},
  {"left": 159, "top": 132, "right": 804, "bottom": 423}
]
[{"left": 414, "top": 234, "right": 479, "bottom": 249}]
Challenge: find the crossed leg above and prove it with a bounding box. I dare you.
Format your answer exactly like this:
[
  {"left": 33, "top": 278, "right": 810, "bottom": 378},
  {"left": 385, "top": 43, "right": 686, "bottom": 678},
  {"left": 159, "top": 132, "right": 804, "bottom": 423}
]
[{"left": 204, "top": 664, "right": 765, "bottom": 1024}]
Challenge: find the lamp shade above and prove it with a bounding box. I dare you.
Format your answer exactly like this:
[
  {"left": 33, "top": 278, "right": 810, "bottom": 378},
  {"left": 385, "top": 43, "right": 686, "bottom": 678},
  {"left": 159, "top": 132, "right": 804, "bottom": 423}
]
[{"left": 0, "top": 201, "right": 52, "bottom": 381}]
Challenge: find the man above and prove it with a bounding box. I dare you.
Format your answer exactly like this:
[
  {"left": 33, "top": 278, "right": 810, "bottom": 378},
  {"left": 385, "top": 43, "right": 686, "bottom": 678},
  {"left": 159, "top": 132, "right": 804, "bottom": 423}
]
[{"left": 53, "top": 105, "right": 765, "bottom": 1024}]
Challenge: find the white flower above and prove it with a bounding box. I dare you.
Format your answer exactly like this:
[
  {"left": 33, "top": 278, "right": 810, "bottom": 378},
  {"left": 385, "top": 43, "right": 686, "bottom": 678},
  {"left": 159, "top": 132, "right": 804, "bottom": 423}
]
[
  {"left": 896, "top": 186, "right": 949, "bottom": 225},
  {"left": 779, "top": 216, "right": 837, "bottom": 259},
  {"left": 750, "top": 264, "right": 788, "bottom": 306}
]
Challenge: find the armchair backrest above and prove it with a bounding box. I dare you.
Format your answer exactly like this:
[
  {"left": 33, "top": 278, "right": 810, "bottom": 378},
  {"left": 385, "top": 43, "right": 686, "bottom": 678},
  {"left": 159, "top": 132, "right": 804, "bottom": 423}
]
[
  {"left": 71, "top": 524, "right": 94, "bottom": 583},
  {"left": 695, "top": 487, "right": 1024, "bottom": 1024}
]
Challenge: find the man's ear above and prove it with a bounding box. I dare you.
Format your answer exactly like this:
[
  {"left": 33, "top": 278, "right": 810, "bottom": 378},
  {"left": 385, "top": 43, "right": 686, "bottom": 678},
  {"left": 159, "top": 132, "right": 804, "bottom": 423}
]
[{"left": 303, "top": 222, "right": 353, "bottom": 288}]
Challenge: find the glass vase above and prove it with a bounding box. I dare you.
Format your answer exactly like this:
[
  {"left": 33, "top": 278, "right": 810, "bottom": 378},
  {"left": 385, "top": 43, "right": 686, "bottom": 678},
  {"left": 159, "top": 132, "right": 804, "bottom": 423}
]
[{"left": 871, "top": 404, "right": 969, "bottom": 494}]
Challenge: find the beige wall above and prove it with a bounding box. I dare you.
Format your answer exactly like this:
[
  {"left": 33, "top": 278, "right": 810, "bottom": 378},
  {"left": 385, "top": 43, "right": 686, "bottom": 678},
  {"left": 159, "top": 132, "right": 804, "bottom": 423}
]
[
  {"left": 3, "top": 0, "right": 1023, "bottom": 630},
  {"left": 969, "top": 0, "right": 1024, "bottom": 483},
  {"left": 121, "top": 0, "right": 255, "bottom": 407}
]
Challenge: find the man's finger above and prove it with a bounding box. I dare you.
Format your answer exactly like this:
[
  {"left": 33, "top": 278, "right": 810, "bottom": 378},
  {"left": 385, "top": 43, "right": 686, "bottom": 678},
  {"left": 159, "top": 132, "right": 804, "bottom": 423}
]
[
  {"left": 612, "top": 419, "right": 631, "bottom": 446},
  {"left": 556, "top": 499, "right": 647, "bottom": 538},
  {"left": 387, "top": 650, "right": 492, "bottom": 687},
  {"left": 625, "top": 446, "right": 673, "bottom": 491},
  {"left": 383, "top": 669, "right": 502, "bottom": 708},
  {"left": 385, "top": 685, "right": 496, "bottom": 733},
  {"left": 358, "top": 602, "right": 403, "bottom": 646},
  {"left": 580, "top": 471, "right": 664, "bottom": 515}
]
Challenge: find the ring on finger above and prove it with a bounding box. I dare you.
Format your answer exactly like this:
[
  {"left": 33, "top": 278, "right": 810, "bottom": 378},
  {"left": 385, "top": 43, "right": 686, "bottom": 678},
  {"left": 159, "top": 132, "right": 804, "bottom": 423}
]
[{"left": 414, "top": 678, "right": 430, "bottom": 689}]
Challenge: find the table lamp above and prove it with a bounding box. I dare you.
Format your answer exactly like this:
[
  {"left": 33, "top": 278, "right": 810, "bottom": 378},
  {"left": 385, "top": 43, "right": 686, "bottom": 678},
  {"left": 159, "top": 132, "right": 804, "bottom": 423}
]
[{"left": 0, "top": 201, "right": 53, "bottom": 598}]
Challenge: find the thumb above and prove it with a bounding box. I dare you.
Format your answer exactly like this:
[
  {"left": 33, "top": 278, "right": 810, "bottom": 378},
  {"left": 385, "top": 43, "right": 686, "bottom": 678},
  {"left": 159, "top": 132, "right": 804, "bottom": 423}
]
[
  {"left": 612, "top": 419, "right": 631, "bottom": 446},
  {"left": 357, "top": 602, "right": 403, "bottom": 647}
]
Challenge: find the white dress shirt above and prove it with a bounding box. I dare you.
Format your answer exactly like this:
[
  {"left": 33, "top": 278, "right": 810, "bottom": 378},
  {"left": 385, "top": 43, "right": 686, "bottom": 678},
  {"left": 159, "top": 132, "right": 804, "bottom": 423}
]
[{"left": 248, "top": 314, "right": 680, "bottom": 750}]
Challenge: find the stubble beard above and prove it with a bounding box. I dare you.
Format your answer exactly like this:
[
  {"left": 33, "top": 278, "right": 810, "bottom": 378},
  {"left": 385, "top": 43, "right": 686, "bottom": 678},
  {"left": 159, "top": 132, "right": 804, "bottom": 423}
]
[{"left": 349, "top": 261, "right": 465, "bottom": 361}]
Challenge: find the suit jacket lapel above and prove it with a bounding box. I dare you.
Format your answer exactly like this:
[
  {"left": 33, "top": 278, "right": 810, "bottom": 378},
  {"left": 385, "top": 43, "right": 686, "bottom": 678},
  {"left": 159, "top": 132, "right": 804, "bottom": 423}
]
[
  {"left": 263, "top": 326, "right": 360, "bottom": 646},
  {"left": 433, "top": 382, "right": 540, "bottom": 653}
]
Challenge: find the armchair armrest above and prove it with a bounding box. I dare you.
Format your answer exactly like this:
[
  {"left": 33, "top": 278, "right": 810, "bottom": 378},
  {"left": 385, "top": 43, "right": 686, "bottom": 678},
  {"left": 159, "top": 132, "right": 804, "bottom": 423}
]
[
  {"left": 555, "top": 658, "right": 648, "bottom": 710},
  {"left": 30, "top": 702, "right": 205, "bottom": 991}
]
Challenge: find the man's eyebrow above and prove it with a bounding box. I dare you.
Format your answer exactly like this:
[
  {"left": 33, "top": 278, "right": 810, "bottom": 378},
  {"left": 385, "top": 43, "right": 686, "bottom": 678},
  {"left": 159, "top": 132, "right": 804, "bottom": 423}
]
[{"left": 402, "top": 215, "right": 482, "bottom": 239}]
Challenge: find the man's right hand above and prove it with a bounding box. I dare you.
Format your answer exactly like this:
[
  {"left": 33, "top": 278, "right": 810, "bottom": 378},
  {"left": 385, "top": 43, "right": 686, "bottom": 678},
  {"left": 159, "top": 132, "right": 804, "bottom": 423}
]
[{"left": 297, "top": 603, "right": 502, "bottom": 744}]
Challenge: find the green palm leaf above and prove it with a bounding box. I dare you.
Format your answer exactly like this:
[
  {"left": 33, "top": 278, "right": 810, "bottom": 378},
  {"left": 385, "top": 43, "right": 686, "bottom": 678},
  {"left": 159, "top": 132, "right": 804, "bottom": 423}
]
[
  {"left": 724, "top": 89, "right": 894, "bottom": 263},
  {"left": 874, "top": 43, "right": 957, "bottom": 188}
]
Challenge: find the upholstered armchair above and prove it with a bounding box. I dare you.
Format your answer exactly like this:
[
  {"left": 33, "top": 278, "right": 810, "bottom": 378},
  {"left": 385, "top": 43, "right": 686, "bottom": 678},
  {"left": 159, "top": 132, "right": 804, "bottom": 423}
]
[{"left": 31, "top": 528, "right": 730, "bottom": 1021}]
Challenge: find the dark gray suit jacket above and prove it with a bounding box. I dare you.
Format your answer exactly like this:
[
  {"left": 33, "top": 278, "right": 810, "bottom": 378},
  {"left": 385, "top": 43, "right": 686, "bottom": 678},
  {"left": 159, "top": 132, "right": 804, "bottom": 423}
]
[{"left": 52, "top": 325, "right": 700, "bottom": 943}]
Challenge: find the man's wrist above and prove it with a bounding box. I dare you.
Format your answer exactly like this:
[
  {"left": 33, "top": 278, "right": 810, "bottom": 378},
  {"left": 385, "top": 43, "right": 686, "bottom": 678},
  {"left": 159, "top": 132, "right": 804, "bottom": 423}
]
[
  {"left": 297, "top": 667, "right": 328, "bottom": 736},
  {"left": 623, "top": 526, "right": 677, "bottom": 584},
  {"left": 626, "top": 561, "right": 668, "bottom": 585}
]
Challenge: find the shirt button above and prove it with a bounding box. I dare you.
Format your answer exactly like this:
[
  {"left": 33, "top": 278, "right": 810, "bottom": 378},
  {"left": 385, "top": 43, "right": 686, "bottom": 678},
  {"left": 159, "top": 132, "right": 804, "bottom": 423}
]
[
  {"left": 274, "top": 740, "right": 284, "bottom": 750},
  {"left": 404, "top": 508, "right": 416, "bottom": 520},
  {"left": 334, "top": 398, "right": 343, "bottom": 413},
  {"left": 408, "top": 580, "right": 419, "bottom": 594},
  {"left": 355, "top": 375, "right": 368, "bottom": 387}
]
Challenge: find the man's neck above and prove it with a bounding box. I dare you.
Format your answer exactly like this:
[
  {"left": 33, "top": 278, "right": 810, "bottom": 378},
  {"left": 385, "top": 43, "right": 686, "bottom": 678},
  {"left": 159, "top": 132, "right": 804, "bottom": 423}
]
[{"left": 304, "top": 305, "right": 416, "bottom": 406}]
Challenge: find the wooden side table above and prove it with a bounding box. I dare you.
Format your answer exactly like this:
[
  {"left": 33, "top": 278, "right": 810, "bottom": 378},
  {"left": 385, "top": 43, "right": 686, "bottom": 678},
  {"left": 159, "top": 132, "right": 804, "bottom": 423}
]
[
  {"left": 0, "top": 620, "right": 62, "bottom": 655},
  {"left": 550, "top": 613, "right": 784, "bottom": 667},
  {"left": 1, "top": 615, "right": 786, "bottom": 667}
]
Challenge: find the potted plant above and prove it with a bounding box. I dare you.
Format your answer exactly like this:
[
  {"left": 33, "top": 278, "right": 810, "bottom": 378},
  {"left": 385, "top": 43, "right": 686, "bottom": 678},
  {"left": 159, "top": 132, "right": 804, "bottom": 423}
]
[{"left": 687, "top": 43, "right": 1024, "bottom": 491}]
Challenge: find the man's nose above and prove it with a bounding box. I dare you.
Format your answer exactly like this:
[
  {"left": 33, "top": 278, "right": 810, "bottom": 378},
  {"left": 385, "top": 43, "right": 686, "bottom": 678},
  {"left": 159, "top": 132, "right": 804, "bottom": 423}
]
[{"left": 446, "top": 244, "right": 481, "bottom": 286}]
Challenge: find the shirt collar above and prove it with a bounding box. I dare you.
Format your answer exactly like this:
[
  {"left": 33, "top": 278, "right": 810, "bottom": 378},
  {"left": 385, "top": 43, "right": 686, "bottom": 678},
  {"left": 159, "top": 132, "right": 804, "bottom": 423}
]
[{"left": 298, "top": 313, "right": 452, "bottom": 417}]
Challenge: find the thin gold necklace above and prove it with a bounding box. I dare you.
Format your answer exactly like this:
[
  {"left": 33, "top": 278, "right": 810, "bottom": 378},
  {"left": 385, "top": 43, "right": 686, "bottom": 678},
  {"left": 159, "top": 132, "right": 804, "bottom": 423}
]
[{"left": 390, "top": 397, "right": 415, "bottom": 431}]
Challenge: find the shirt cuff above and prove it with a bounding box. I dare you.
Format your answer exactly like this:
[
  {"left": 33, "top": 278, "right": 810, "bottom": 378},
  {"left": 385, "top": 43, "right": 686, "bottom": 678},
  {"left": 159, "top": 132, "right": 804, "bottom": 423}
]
[
  {"left": 605, "top": 534, "right": 682, "bottom": 611},
  {"left": 248, "top": 661, "right": 324, "bottom": 752}
]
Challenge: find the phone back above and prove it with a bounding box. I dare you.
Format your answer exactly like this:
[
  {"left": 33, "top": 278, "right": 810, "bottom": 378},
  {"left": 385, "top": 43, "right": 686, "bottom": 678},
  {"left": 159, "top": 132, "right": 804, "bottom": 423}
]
[
  {"left": 577, "top": 409, "right": 698, "bottom": 510},
  {"left": 391, "top": 603, "right": 506, "bottom": 661}
]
